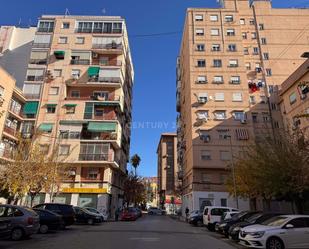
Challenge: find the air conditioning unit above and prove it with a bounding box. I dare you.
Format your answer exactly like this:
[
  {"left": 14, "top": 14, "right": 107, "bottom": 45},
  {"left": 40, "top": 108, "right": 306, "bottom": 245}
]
[{"left": 198, "top": 98, "right": 207, "bottom": 104}]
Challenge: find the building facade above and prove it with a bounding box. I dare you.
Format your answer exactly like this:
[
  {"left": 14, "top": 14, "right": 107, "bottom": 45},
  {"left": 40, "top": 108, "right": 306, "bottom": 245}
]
[
  {"left": 177, "top": 0, "right": 309, "bottom": 213},
  {"left": 22, "top": 15, "right": 134, "bottom": 217},
  {"left": 157, "top": 133, "right": 181, "bottom": 213},
  {"left": 279, "top": 58, "right": 309, "bottom": 132},
  {"left": 143, "top": 177, "right": 158, "bottom": 208}
]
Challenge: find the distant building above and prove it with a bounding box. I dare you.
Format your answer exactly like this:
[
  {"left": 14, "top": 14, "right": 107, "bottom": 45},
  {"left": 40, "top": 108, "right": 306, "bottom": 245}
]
[
  {"left": 157, "top": 133, "right": 181, "bottom": 213},
  {"left": 143, "top": 177, "right": 158, "bottom": 208}
]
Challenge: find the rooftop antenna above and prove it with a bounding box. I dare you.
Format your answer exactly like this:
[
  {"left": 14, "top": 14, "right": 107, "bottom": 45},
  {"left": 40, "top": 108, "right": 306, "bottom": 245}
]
[{"left": 65, "top": 8, "right": 70, "bottom": 17}]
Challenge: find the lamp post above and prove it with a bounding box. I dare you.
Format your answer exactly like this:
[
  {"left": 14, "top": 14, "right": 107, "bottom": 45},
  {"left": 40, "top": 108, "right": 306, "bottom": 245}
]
[{"left": 224, "top": 135, "right": 239, "bottom": 209}]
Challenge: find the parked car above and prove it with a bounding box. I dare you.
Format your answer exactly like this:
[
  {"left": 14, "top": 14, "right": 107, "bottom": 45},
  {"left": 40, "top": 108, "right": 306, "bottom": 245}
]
[
  {"left": 203, "top": 206, "right": 238, "bottom": 231},
  {"left": 147, "top": 207, "right": 163, "bottom": 215},
  {"left": 84, "top": 207, "right": 106, "bottom": 221},
  {"left": 221, "top": 211, "right": 240, "bottom": 221},
  {"left": 229, "top": 213, "right": 283, "bottom": 241},
  {"left": 74, "top": 207, "right": 103, "bottom": 225},
  {"left": 120, "top": 208, "right": 139, "bottom": 221},
  {"left": 0, "top": 204, "right": 40, "bottom": 241},
  {"left": 0, "top": 219, "right": 11, "bottom": 239},
  {"left": 188, "top": 211, "right": 203, "bottom": 227},
  {"left": 33, "top": 203, "right": 75, "bottom": 227},
  {"left": 135, "top": 208, "right": 142, "bottom": 218},
  {"left": 216, "top": 211, "right": 261, "bottom": 236},
  {"left": 33, "top": 208, "right": 63, "bottom": 234},
  {"left": 239, "top": 215, "right": 309, "bottom": 249}
]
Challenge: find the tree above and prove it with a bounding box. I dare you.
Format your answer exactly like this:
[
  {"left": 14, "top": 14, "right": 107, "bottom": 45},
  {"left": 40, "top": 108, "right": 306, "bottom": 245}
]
[
  {"left": 226, "top": 129, "right": 309, "bottom": 213},
  {"left": 123, "top": 173, "right": 146, "bottom": 207},
  {"left": 130, "top": 154, "right": 141, "bottom": 176}
]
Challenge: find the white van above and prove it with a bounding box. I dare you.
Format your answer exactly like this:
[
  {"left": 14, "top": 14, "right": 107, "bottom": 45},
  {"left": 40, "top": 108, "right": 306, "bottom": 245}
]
[{"left": 203, "top": 206, "right": 238, "bottom": 230}]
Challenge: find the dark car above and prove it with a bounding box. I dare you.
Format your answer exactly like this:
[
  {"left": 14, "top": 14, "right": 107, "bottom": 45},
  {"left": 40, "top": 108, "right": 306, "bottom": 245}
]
[
  {"left": 188, "top": 212, "right": 203, "bottom": 227},
  {"left": 216, "top": 211, "right": 261, "bottom": 237},
  {"left": 228, "top": 213, "right": 284, "bottom": 241},
  {"left": 73, "top": 207, "right": 103, "bottom": 225},
  {"left": 0, "top": 219, "right": 11, "bottom": 239},
  {"left": 33, "top": 203, "right": 75, "bottom": 227},
  {"left": 120, "top": 208, "right": 138, "bottom": 221},
  {"left": 33, "top": 208, "right": 63, "bottom": 234}
]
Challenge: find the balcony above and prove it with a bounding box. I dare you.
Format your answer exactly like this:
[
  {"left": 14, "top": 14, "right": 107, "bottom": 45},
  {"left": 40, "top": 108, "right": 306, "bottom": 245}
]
[
  {"left": 70, "top": 59, "right": 90, "bottom": 65},
  {"left": 66, "top": 94, "right": 121, "bottom": 102},
  {"left": 29, "top": 59, "right": 48, "bottom": 65},
  {"left": 32, "top": 43, "right": 50, "bottom": 48},
  {"left": 37, "top": 27, "right": 54, "bottom": 33},
  {"left": 91, "top": 60, "right": 122, "bottom": 67},
  {"left": 92, "top": 43, "right": 123, "bottom": 50},
  {"left": 78, "top": 152, "right": 114, "bottom": 162},
  {"left": 3, "top": 126, "right": 18, "bottom": 137},
  {"left": 75, "top": 29, "right": 122, "bottom": 34},
  {"left": 23, "top": 94, "right": 40, "bottom": 100},
  {"left": 81, "top": 132, "right": 118, "bottom": 141},
  {"left": 26, "top": 75, "right": 44, "bottom": 82}
]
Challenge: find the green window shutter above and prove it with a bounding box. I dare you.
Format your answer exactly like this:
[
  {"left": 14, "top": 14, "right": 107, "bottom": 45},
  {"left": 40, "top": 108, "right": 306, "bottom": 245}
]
[
  {"left": 38, "top": 123, "right": 53, "bottom": 132},
  {"left": 23, "top": 101, "right": 39, "bottom": 114},
  {"left": 84, "top": 103, "right": 93, "bottom": 119},
  {"left": 88, "top": 67, "right": 100, "bottom": 77},
  {"left": 64, "top": 104, "right": 77, "bottom": 107},
  {"left": 87, "top": 122, "right": 117, "bottom": 132}
]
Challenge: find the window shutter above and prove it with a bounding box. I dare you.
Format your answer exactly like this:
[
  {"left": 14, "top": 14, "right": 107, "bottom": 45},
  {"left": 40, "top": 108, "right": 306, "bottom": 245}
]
[{"left": 84, "top": 103, "right": 93, "bottom": 119}]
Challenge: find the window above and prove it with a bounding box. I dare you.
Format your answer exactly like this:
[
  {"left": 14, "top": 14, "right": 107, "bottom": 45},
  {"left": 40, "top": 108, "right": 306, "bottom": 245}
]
[
  {"left": 218, "top": 129, "right": 230, "bottom": 140},
  {"left": 251, "top": 32, "right": 257, "bottom": 39},
  {"left": 196, "top": 76, "right": 207, "bottom": 84},
  {"left": 262, "top": 112, "right": 270, "bottom": 122},
  {"left": 253, "top": 47, "right": 259, "bottom": 55},
  {"left": 233, "top": 111, "right": 245, "bottom": 120},
  {"left": 76, "top": 37, "right": 85, "bottom": 44},
  {"left": 230, "top": 76, "right": 240, "bottom": 84},
  {"left": 197, "top": 44, "right": 205, "bottom": 51},
  {"left": 197, "top": 93, "right": 208, "bottom": 103},
  {"left": 201, "top": 151, "right": 211, "bottom": 160},
  {"left": 213, "top": 59, "right": 222, "bottom": 67},
  {"left": 71, "top": 90, "right": 80, "bottom": 98},
  {"left": 213, "top": 76, "right": 223, "bottom": 83},
  {"left": 40, "top": 144, "right": 49, "bottom": 154},
  {"left": 263, "top": 53, "right": 269, "bottom": 60},
  {"left": 210, "top": 15, "right": 218, "bottom": 22},
  {"left": 271, "top": 103, "right": 277, "bottom": 110},
  {"left": 58, "top": 37, "right": 68, "bottom": 44},
  {"left": 252, "top": 113, "right": 258, "bottom": 123},
  {"left": 229, "top": 59, "right": 238, "bottom": 67},
  {"left": 240, "top": 18, "right": 245, "bottom": 25},
  {"left": 244, "top": 47, "right": 249, "bottom": 55},
  {"left": 0, "top": 86, "right": 4, "bottom": 98},
  {"left": 201, "top": 173, "right": 210, "bottom": 182},
  {"left": 87, "top": 168, "right": 99, "bottom": 180},
  {"left": 221, "top": 199, "right": 227, "bottom": 207},
  {"left": 196, "top": 111, "right": 208, "bottom": 120},
  {"left": 211, "top": 44, "right": 220, "bottom": 51},
  {"left": 220, "top": 151, "right": 231, "bottom": 161},
  {"left": 59, "top": 145, "right": 70, "bottom": 155},
  {"left": 245, "top": 62, "right": 251, "bottom": 70},
  {"left": 261, "top": 38, "right": 267, "bottom": 44},
  {"left": 94, "top": 107, "right": 104, "bottom": 116},
  {"left": 249, "top": 19, "right": 255, "bottom": 25},
  {"left": 249, "top": 96, "right": 256, "bottom": 104},
  {"left": 260, "top": 95, "right": 267, "bottom": 104},
  {"left": 49, "top": 87, "right": 59, "bottom": 95},
  {"left": 38, "top": 21, "right": 55, "bottom": 32},
  {"left": 289, "top": 92, "right": 297, "bottom": 105},
  {"left": 225, "top": 15, "right": 234, "bottom": 22},
  {"left": 242, "top": 32, "right": 247, "bottom": 39},
  {"left": 196, "top": 29, "right": 204, "bottom": 36},
  {"left": 195, "top": 14, "right": 203, "bottom": 21},
  {"left": 23, "top": 84, "right": 41, "bottom": 98},
  {"left": 54, "top": 69, "right": 62, "bottom": 77},
  {"left": 211, "top": 29, "right": 220, "bottom": 36},
  {"left": 197, "top": 60, "right": 206, "bottom": 67},
  {"left": 215, "top": 93, "right": 224, "bottom": 101},
  {"left": 266, "top": 68, "right": 272, "bottom": 76},
  {"left": 259, "top": 23, "right": 264, "bottom": 30},
  {"left": 226, "top": 29, "right": 235, "bottom": 36},
  {"left": 232, "top": 93, "right": 243, "bottom": 102},
  {"left": 71, "top": 69, "right": 80, "bottom": 79},
  {"left": 46, "top": 105, "right": 56, "bottom": 113},
  {"left": 62, "top": 22, "right": 70, "bottom": 29},
  {"left": 66, "top": 105, "right": 76, "bottom": 114},
  {"left": 228, "top": 44, "right": 237, "bottom": 52},
  {"left": 214, "top": 111, "right": 226, "bottom": 120}
]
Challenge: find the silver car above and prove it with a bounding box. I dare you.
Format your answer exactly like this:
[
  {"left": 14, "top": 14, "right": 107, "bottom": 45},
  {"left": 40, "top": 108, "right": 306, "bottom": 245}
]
[
  {"left": 0, "top": 204, "right": 40, "bottom": 241},
  {"left": 147, "top": 207, "right": 163, "bottom": 215}
]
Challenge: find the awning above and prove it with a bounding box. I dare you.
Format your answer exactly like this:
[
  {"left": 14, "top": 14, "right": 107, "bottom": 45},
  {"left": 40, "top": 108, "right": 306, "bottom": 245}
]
[
  {"left": 87, "top": 122, "right": 117, "bottom": 132},
  {"left": 88, "top": 67, "right": 100, "bottom": 77},
  {"left": 59, "top": 124, "right": 83, "bottom": 132},
  {"left": 64, "top": 104, "right": 77, "bottom": 107},
  {"left": 38, "top": 123, "right": 53, "bottom": 132},
  {"left": 54, "top": 51, "right": 65, "bottom": 56},
  {"left": 93, "top": 102, "right": 119, "bottom": 107},
  {"left": 23, "top": 101, "right": 39, "bottom": 115},
  {"left": 46, "top": 104, "right": 57, "bottom": 107}
]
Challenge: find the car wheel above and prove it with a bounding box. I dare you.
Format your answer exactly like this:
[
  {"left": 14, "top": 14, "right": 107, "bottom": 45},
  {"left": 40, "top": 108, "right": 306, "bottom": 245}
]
[
  {"left": 87, "top": 219, "right": 94, "bottom": 225},
  {"left": 11, "top": 228, "right": 24, "bottom": 241},
  {"left": 39, "top": 224, "right": 49, "bottom": 234},
  {"left": 267, "top": 237, "right": 285, "bottom": 249},
  {"left": 196, "top": 220, "right": 203, "bottom": 227}
]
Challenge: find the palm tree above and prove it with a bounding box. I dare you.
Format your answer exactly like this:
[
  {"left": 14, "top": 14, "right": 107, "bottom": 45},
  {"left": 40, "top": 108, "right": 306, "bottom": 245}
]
[{"left": 130, "top": 154, "right": 141, "bottom": 176}]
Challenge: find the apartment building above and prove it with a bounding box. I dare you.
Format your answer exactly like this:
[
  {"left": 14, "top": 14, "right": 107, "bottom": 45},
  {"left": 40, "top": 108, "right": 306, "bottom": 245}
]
[
  {"left": 143, "top": 177, "right": 158, "bottom": 208},
  {"left": 177, "top": 0, "right": 309, "bottom": 213},
  {"left": 157, "top": 133, "right": 181, "bottom": 212},
  {"left": 0, "top": 26, "right": 36, "bottom": 88},
  {"left": 24, "top": 15, "right": 134, "bottom": 216},
  {"left": 279, "top": 57, "right": 309, "bottom": 132},
  {"left": 0, "top": 66, "right": 26, "bottom": 161}
]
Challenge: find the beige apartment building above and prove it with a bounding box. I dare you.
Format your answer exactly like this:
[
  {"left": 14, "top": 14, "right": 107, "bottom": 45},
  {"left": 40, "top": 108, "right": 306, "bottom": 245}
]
[
  {"left": 157, "top": 133, "right": 181, "bottom": 213},
  {"left": 0, "top": 66, "right": 26, "bottom": 162},
  {"left": 177, "top": 0, "right": 309, "bottom": 213},
  {"left": 279, "top": 57, "right": 309, "bottom": 132},
  {"left": 23, "top": 15, "right": 134, "bottom": 216}
]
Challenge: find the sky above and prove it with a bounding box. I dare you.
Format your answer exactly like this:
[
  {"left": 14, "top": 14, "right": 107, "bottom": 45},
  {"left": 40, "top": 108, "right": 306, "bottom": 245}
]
[{"left": 1, "top": 0, "right": 308, "bottom": 176}]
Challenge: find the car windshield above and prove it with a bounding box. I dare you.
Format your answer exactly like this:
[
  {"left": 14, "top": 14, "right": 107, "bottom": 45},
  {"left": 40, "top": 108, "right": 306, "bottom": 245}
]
[
  {"left": 246, "top": 213, "right": 263, "bottom": 223},
  {"left": 260, "top": 216, "right": 289, "bottom": 226},
  {"left": 231, "top": 211, "right": 247, "bottom": 221}
]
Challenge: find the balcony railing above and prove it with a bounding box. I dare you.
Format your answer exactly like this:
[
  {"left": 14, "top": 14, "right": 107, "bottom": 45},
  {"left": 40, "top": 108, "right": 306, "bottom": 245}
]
[
  {"left": 70, "top": 59, "right": 90, "bottom": 65},
  {"left": 92, "top": 60, "right": 122, "bottom": 66},
  {"left": 26, "top": 75, "right": 44, "bottom": 81},
  {"left": 23, "top": 94, "right": 40, "bottom": 100},
  {"left": 32, "top": 43, "right": 51, "bottom": 48},
  {"left": 76, "top": 29, "right": 122, "bottom": 34},
  {"left": 66, "top": 95, "right": 121, "bottom": 101},
  {"left": 3, "top": 126, "right": 18, "bottom": 137},
  {"left": 89, "top": 76, "right": 122, "bottom": 84},
  {"left": 92, "top": 43, "right": 123, "bottom": 50},
  {"left": 9, "top": 108, "right": 22, "bottom": 117},
  {"left": 78, "top": 153, "right": 113, "bottom": 161},
  {"left": 29, "top": 59, "right": 48, "bottom": 65},
  {"left": 93, "top": 113, "right": 117, "bottom": 121},
  {"left": 37, "top": 27, "right": 54, "bottom": 33},
  {"left": 81, "top": 132, "right": 118, "bottom": 140}
]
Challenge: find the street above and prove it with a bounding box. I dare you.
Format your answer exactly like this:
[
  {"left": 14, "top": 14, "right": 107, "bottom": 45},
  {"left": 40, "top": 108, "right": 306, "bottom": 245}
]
[{"left": 1, "top": 215, "right": 238, "bottom": 249}]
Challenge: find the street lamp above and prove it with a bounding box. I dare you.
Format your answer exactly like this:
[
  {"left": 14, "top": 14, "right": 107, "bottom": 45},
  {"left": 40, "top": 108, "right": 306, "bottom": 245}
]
[{"left": 224, "top": 135, "right": 239, "bottom": 209}]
